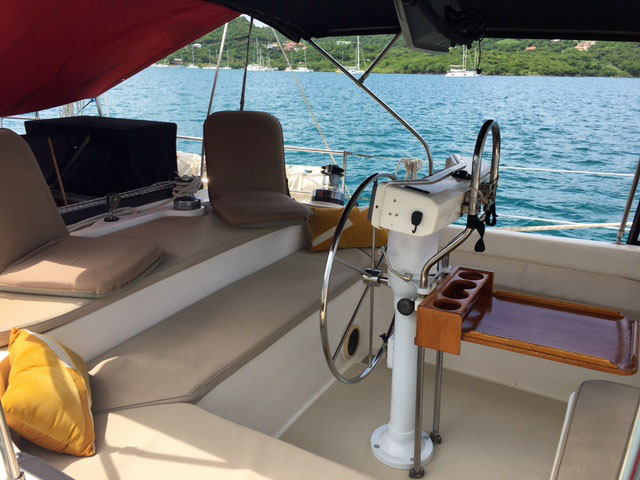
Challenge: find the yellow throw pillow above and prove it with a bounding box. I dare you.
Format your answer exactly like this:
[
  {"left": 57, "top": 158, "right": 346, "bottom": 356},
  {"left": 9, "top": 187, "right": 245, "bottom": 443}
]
[
  {"left": 309, "top": 207, "right": 388, "bottom": 252},
  {"left": 2, "top": 328, "right": 95, "bottom": 456},
  {"left": 0, "top": 356, "right": 10, "bottom": 397}
]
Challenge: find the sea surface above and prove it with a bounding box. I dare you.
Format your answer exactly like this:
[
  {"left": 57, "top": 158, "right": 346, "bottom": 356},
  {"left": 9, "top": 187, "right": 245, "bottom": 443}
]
[{"left": 6, "top": 68, "right": 640, "bottom": 242}]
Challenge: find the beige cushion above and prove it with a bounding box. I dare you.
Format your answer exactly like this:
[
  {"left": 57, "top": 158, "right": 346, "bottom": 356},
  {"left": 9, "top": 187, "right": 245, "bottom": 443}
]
[
  {"left": 89, "top": 249, "right": 368, "bottom": 412},
  {"left": 214, "top": 190, "right": 312, "bottom": 228},
  {"left": 0, "top": 236, "right": 162, "bottom": 298},
  {"left": 554, "top": 380, "right": 640, "bottom": 479},
  {"left": 0, "top": 129, "right": 68, "bottom": 272},
  {"left": 204, "top": 111, "right": 312, "bottom": 227},
  {"left": 204, "top": 111, "right": 289, "bottom": 198},
  {"left": 28, "top": 403, "right": 372, "bottom": 480}
]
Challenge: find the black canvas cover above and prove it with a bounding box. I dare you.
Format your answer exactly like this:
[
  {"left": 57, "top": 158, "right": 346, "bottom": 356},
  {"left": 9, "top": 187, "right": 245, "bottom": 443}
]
[
  {"left": 24, "top": 116, "right": 177, "bottom": 198},
  {"left": 210, "top": 0, "right": 640, "bottom": 44}
]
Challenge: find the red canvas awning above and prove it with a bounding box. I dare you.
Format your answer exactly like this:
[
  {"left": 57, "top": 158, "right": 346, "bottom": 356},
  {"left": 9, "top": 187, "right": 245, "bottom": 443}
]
[{"left": 0, "top": 0, "right": 238, "bottom": 116}]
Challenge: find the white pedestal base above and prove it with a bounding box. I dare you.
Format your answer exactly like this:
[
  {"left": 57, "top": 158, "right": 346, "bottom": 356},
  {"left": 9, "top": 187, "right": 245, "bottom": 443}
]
[{"left": 370, "top": 424, "right": 433, "bottom": 469}]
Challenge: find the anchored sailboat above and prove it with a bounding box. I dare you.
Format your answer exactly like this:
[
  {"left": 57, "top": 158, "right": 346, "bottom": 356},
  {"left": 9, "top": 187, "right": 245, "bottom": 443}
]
[
  {"left": 446, "top": 45, "right": 479, "bottom": 77},
  {"left": 347, "top": 36, "right": 364, "bottom": 75}
]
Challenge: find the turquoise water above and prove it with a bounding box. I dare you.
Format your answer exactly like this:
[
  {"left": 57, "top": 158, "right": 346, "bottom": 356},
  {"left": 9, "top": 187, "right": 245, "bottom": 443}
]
[{"left": 6, "top": 68, "right": 640, "bottom": 242}]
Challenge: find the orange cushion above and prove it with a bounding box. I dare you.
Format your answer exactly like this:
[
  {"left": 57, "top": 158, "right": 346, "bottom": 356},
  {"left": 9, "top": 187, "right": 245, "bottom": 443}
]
[
  {"left": 2, "top": 329, "right": 95, "bottom": 456},
  {"left": 309, "top": 207, "right": 388, "bottom": 252}
]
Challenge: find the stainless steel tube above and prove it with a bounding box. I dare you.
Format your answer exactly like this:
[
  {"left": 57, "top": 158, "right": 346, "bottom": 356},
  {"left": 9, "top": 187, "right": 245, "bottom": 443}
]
[
  {"left": 200, "top": 22, "right": 229, "bottom": 177},
  {"left": 469, "top": 120, "right": 500, "bottom": 216},
  {"left": 307, "top": 39, "right": 434, "bottom": 175},
  {"left": 617, "top": 157, "right": 640, "bottom": 244},
  {"left": 240, "top": 18, "right": 254, "bottom": 111},
  {"left": 410, "top": 346, "right": 426, "bottom": 478},
  {"left": 420, "top": 228, "right": 473, "bottom": 290},
  {"left": 94, "top": 97, "right": 104, "bottom": 117},
  {"left": 0, "top": 407, "right": 23, "bottom": 480},
  {"left": 360, "top": 33, "right": 401, "bottom": 84},
  {"left": 430, "top": 351, "right": 444, "bottom": 443}
]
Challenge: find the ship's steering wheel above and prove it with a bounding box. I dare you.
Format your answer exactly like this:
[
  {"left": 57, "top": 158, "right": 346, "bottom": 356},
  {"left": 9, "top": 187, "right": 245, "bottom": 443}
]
[
  {"left": 319, "top": 172, "right": 396, "bottom": 384},
  {"left": 319, "top": 120, "right": 500, "bottom": 386}
]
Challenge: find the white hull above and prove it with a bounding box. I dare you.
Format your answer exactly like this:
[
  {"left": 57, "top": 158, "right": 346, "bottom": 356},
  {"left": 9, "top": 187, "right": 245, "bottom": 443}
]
[{"left": 445, "top": 69, "right": 479, "bottom": 77}]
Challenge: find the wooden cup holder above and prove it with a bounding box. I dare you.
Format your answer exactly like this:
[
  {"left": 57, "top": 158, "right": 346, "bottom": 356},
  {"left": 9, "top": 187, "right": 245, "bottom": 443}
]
[{"left": 416, "top": 266, "right": 494, "bottom": 355}]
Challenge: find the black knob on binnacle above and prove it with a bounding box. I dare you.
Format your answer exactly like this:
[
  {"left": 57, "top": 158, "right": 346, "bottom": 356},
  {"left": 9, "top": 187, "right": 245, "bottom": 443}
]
[{"left": 397, "top": 298, "right": 415, "bottom": 316}]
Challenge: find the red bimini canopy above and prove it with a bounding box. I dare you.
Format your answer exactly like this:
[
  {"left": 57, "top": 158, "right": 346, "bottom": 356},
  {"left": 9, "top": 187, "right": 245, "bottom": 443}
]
[{"left": 0, "top": 0, "right": 238, "bottom": 116}]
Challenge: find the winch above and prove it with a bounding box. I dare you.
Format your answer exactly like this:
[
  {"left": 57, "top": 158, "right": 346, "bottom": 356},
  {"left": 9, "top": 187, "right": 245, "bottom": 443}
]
[{"left": 311, "top": 164, "right": 345, "bottom": 205}]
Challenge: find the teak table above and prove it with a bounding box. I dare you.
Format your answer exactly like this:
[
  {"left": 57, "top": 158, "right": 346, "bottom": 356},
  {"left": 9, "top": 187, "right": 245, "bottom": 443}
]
[{"left": 416, "top": 266, "right": 638, "bottom": 375}]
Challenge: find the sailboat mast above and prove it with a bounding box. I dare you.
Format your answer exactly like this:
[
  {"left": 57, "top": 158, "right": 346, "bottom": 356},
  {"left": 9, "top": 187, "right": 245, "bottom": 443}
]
[
  {"left": 303, "top": 41, "right": 308, "bottom": 68},
  {"left": 356, "top": 36, "right": 360, "bottom": 71}
]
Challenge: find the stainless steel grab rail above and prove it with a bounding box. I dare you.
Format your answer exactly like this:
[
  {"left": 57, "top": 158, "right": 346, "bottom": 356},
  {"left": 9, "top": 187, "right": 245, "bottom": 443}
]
[
  {"left": 617, "top": 156, "right": 640, "bottom": 244},
  {"left": 469, "top": 119, "right": 501, "bottom": 217},
  {"left": 420, "top": 120, "right": 500, "bottom": 289}
]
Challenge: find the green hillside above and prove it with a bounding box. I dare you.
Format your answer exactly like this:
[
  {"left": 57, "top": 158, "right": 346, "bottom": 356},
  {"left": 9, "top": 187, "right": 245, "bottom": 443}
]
[{"left": 165, "top": 17, "right": 640, "bottom": 77}]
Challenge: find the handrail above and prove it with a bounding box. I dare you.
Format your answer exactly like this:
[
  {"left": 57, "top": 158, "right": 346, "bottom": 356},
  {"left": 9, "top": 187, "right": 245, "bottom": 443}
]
[
  {"left": 177, "top": 134, "right": 633, "bottom": 178},
  {"left": 177, "top": 135, "right": 423, "bottom": 163},
  {"left": 501, "top": 165, "right": 634, "bottom": 178},
  {"left": 469, "top": 119, "right": 500, "bottom": 216},
  {"left": 420, "top": 227, "right": 474, "bottom": 290},
  {"left": 617, "top": 157, "right": 640, "bottom": 244}
]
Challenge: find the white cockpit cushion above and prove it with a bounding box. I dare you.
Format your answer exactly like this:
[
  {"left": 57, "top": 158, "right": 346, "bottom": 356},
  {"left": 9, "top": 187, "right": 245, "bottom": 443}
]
[
  {"left": 0, "top": 235, "right": 163, "bottom": 298},
  {"left": 27, "top": 403, "right": 374, "bottom": 480},
  {"left": 551, "top": 380, "right": 640, "bottom": 479}
]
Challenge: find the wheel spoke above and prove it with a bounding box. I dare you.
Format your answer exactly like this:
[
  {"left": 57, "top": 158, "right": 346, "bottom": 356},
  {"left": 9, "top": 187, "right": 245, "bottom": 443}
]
[
  {"left": 335, "top": 256, "right": 367, "bottom": 276},
  {"left": 319, "top": 172, "right": 397, "bottom": 384},
  {"left": 332, "top": 284, "right": 371, "bottom": 362}
]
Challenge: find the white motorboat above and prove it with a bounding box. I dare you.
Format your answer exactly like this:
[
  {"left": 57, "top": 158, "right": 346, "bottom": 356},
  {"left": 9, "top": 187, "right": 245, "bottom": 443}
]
[{"left": 0, "top": 2, "right": 639, "bottom": 480}]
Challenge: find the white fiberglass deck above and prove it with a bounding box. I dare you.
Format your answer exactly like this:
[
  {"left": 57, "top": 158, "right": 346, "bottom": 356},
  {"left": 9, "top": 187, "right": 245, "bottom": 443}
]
[{"left": 282, "top": 362, "right": 567, "bottom": 480}]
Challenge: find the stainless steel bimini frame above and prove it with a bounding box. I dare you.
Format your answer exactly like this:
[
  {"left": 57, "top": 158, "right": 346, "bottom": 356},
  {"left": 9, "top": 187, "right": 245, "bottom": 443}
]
[{"left": 306, "top": 38, "right": 434, "bottom": 175}]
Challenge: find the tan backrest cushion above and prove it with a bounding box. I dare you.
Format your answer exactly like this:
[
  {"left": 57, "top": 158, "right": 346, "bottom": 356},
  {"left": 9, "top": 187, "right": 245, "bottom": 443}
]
[
  {"left": 0, "top": 129, "right": 68, "bottom": 271},
  {"left": 203, "top": 111, "right": 288, "bottom": 199}
]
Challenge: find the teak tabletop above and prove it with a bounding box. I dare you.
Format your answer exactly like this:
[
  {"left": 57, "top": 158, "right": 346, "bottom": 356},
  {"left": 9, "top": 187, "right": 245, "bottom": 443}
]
[
  {"left": 416, "top": 266, "right": 638, "bottom": 375},
  {"left": 462, "top": 290, "right": 638, "bottom": 375}
]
